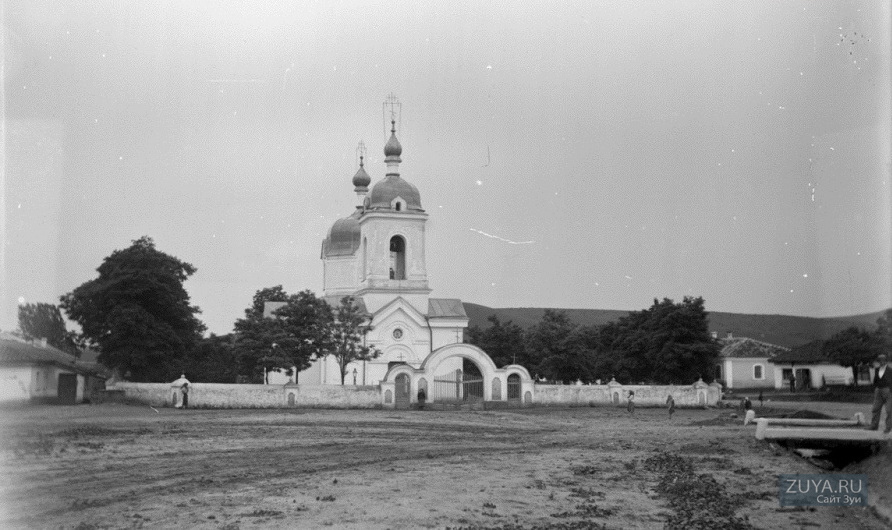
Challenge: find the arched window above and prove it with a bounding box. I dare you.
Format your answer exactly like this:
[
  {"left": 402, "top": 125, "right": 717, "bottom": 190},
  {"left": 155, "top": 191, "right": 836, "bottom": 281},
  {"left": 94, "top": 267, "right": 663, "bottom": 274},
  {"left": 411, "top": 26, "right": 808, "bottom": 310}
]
[{"left": 389, "top": 236, "right": 406, "bottom": 280}]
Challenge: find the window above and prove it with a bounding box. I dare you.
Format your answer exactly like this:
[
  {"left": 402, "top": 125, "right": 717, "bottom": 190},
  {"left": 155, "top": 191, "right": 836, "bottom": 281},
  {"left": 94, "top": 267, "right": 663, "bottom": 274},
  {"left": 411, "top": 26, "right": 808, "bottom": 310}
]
[
  {"left": 389, "top": 236, "right": 405, "bottom": 280},
  {"left": 782, "top": 368, "right": 792, "bottom": 381},
  {"left": 753, "top": 364, "right": 764, "bottom": 380}
]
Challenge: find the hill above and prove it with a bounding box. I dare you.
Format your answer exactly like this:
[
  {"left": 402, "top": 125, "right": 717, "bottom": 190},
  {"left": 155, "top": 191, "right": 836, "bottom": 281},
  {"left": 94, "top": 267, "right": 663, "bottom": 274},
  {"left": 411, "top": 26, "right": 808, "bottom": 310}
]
[{"left": 463, "top": 303, "right": 889, "bottom": 349}]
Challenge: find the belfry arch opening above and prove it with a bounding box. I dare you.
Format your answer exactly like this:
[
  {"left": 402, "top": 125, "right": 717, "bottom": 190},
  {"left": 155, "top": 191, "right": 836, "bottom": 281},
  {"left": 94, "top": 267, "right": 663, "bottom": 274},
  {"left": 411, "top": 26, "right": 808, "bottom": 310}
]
[{"left": 389, "top": 236, "right": 406, "bottom": 280}]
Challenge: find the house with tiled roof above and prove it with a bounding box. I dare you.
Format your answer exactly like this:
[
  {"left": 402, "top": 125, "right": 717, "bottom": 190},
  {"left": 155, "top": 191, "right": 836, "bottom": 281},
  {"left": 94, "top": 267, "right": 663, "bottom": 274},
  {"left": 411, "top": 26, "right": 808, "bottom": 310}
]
[
  {"left": 768, "top": 339, "right": 870, "bottom": 390},
  {"left": 715, "top": 335, "right": 788, "bottom": 389},
  {"left": 0, "top": 334, "right": 107, "bottom": 404}
]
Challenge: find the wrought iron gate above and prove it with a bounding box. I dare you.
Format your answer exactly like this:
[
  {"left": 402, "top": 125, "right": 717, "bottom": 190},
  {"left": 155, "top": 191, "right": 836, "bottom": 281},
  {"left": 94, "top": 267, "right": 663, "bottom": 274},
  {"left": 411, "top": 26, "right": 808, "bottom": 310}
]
[{"left": 432, "top": 370, "right": 484, "bottom": 403}]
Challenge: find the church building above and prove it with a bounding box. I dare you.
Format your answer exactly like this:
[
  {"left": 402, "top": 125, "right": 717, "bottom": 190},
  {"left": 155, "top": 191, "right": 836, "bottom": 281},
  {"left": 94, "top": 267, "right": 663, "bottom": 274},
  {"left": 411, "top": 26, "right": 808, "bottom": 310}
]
[{"left": 291, "top": 107, "right": 533, "bottom": 408}]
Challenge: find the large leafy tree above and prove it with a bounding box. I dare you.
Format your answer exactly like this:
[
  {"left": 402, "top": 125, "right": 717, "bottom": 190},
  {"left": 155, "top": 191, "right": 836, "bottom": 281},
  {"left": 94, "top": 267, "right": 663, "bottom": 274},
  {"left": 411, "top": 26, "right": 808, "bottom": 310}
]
[
  {"left": 59, "top": 236, "right": 206, "bottom": 381},
  {"left": 824, "top": 326, "right": 881, "bottom": 386},
  {"left": 17, "top": 302, "right": 79, "bottom": 356},
  {"left": 598, "top": 297, "right": 719, "bottom": 384},
  {"left": 233, "top": 288, "right": 332, "bottom": 383},
  {"left": 329, "top": 296, "right": 380, "bottom": 385},
  {"left": 466, "top": 315, "right": 525, "bottom": 368},
  {"left": 181, "top": 334, "right": 239, "bottom": 383}
]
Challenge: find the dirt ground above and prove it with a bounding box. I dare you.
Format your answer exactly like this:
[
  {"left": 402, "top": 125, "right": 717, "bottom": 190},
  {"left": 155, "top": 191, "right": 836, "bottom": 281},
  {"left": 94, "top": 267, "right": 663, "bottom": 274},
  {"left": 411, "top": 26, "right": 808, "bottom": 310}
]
[{"left": 0, "top": 403, "right": 889, "bottom": 529}]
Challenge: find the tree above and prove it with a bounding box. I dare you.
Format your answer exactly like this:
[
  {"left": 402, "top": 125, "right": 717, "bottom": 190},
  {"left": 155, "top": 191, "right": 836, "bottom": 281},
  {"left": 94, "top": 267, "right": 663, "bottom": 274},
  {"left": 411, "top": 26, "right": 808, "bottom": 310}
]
[
  {"left": 328, "top": 296, "right": 381, "bottom": 385},
  {"left": 876, "top": 308, "right": 892, "bottom": 351},
  {"left": 824, "top": 326, "right": 881, "bottom": 386},
  {"left": 17, "top": 302, "right": 79, "bottom": 356},
  {"left": 524, "top": 309, "right": 597, "bottom": 383},
  {"left": 597, "top": 297, "right": 719, "bottom": 384},
  {"left": 59, "top": 236, "right": 206, "bottom": 382},
  {"left": 233, "top": 288, "right": 332, "bottom": 383},
  {"left": 181, "top": 334, "right": 239, "bottom": 383},
  {"left": 466, "top": 315, "right": 525, "bottom": 368}
]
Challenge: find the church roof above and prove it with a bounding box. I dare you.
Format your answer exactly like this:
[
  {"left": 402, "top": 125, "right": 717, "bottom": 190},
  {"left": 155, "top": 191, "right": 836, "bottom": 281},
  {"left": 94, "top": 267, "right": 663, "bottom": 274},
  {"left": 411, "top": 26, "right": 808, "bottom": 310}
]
[
  {"left": 322, "top": 295, "right": 369, "bottom": 315},
  {"left": 321, "top": 208, "right": 362, "bottom": 258},
  {"left": 368, "top": 176, "right": 423, "bottom": 211},
  {"left": 428, "top": 299, "right": 467, "bottom": 319}
]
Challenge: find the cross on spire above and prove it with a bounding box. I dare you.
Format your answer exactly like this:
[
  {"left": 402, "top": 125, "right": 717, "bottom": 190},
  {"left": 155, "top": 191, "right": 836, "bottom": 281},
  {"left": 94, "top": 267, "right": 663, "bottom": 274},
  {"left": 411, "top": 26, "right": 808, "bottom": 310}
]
[
  {"left": 383, "top": 93, "right": 401, "bottom": 136},
  {"left": 356, "top": 141, "right": 366, "bottom": 167}
]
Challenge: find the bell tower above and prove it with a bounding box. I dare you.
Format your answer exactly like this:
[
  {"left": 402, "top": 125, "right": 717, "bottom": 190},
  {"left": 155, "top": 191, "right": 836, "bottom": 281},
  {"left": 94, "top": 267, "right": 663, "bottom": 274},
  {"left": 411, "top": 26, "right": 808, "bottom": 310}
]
[{"left": 355, "top": 95, "right": 431, "bottom": 314}]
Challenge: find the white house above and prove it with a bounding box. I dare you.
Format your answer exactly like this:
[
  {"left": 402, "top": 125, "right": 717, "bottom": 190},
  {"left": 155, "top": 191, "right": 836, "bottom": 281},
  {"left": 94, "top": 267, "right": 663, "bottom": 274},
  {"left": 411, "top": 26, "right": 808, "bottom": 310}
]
[
  {"left": 715, "top": 336, "right": 788, "bottom": 390},
  {"left": 0, "top": 334, "right": 106, "bottom": 404}
]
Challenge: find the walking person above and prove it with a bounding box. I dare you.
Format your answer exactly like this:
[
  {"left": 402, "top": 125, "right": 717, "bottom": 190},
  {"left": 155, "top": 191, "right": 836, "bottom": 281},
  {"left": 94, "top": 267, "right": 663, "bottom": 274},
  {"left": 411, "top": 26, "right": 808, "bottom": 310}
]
[
  {"left": 666, "top": 394, "right": 675, "bottom": 419},
  {"left": 868, "top": 354, "right": 892, "bottom": 434},
  {"left": 758, "top": 390, "right": 764, "bottom": 408},
  {"left": 627, "top": 391, "right": 635, "bottom": 414}
]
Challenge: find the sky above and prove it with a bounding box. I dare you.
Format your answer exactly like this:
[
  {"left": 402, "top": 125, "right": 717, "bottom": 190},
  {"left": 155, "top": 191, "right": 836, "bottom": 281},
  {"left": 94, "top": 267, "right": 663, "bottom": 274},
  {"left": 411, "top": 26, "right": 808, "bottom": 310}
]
[{"left": 2, "top": 1, "right": 891, "bottom": 336}]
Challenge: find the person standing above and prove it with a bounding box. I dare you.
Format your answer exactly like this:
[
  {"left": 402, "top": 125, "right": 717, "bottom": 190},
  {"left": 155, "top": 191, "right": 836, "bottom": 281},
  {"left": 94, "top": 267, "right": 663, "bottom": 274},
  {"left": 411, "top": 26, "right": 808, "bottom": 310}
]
[
  {"left": 868, "top": 354, "right": 891, "bottom": 433},
  {"left": 789, "top": 374, "right": 796, "bottom": 393},
  {"left": 666, "top": 394, "right": 675, "bottom": 419},
  {"left": 627, "top": 391, "right": 635, "bottom": 414},
  {"left": 181, "top": 382, "right": 189, "bottom": 409}
]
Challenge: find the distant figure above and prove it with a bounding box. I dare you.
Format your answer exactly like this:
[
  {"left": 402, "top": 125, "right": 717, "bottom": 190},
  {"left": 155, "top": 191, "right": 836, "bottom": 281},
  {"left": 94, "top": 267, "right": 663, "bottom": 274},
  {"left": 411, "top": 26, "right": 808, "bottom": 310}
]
[
  {"left": 417, "top": 387, "right": 427, "bottom": 411},
  {"left": 758, "top": 390, "right": 764, "bottom": 408},
  {"left": 389, "top": 267, "right": 395, "bottom": 279},
  {"left": 181, "top": 382, "right": 189, "bottom": 409},
  {"left": 789, "top": 374, "right": 796, "bottom": 393},
  {"left": 742, "top": 396, "right": 752, "bottom": 411},
  {"left": 868, "top": 353, "right": 892, "bottom": 434},
  {"left": 744, "top": 408, "right": 757, "bottom": 426},
  {"left": 666, "top": 394, "right": 675, "bottom": 419},
  {"left": 627, "top": 391, "right": 635, "bottom": 414}
]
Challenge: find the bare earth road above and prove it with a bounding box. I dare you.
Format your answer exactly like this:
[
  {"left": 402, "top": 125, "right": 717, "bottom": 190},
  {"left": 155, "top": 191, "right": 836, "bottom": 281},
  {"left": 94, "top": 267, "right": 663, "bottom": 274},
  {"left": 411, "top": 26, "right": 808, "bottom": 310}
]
[{"left": 0, "top": 404, "right": 888, "bottom": 529}]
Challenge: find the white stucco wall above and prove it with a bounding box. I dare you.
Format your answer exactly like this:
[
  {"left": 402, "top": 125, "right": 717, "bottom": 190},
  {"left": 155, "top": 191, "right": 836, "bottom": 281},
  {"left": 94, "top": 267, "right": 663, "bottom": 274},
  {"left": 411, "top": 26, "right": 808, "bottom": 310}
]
[{"left": 0, "top": 366, "right": 33, "bottom": 402}]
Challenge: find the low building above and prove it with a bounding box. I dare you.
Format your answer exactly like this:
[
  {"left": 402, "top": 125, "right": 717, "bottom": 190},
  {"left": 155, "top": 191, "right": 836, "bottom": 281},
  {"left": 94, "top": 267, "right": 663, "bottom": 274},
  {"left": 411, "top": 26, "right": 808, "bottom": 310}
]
[
  {"left": 768, "top": 340, "right": 870, "bottom": 390},
  {"left": 0, "top": 334, "right": 107, "bottom": 404},
  {"left": 715, "top": 336, "right": 788, "bottom": 390}
]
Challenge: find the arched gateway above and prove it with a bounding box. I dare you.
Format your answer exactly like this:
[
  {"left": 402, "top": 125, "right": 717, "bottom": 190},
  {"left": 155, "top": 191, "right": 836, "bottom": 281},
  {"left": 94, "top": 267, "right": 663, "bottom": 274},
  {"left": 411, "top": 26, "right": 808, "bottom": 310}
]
[{"left": 379, "top": 344, "right": 534, "bottom": 408}]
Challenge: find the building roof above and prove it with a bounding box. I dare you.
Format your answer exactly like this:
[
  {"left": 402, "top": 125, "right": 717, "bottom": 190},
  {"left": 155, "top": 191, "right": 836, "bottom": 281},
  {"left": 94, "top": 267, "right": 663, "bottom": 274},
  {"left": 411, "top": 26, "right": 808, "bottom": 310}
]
[
  {"left": 321, "top": 296, "right": 370, "bottom": 315},
  {"left": 719, "top": 337, "right": 789, "bottom": 359},
  {"left": 769, "top": 340, "right": 829, "bottom": 364},
  {"left": 368, "top": 175, "right": 423, "bottom": 211},
  {"left": 321, "top": 208, "right": 362, "bottom": 258},
  {"left": 428, "top": 299, "right": 467, "bottom": 319},
  {"left": 0, "top": 337, "right": 106, "bottom": 377}
]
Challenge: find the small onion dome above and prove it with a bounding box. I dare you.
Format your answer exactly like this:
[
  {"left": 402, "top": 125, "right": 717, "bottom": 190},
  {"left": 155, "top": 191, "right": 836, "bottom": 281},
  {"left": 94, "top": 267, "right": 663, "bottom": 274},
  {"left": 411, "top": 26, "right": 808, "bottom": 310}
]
[
  {"left": 384, "top": 122, "right": 402, "bottom": 158},
  {"left": 368, "top": 175, "right": 423, "bottom": 211},
  {"left": 322, "top": 210, "right": 361, "bottom": 257},
  {"left": 352, "top": 165, "right": 371, "bottom": 192}
]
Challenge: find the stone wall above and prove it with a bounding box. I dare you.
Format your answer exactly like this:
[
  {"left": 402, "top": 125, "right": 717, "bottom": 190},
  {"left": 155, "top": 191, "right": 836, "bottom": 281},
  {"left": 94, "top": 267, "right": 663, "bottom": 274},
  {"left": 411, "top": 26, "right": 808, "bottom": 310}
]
[
  {"left": 534, "top": 379, "right": 721, "bottom": 407},
  {"left": 110, "top": 383, "right": 381, "bottom": 409},
  {"left": 109, "top": 379, "right": 719, "bottom": 409}
]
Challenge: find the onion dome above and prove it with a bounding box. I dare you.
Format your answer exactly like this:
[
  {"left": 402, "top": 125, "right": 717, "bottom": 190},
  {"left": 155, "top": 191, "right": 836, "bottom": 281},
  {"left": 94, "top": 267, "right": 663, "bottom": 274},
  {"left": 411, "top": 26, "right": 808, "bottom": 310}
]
[
  {"left": 368, "top": 176, "right": 423, "bottom": 211},
  {"left": 321, "top": 208, "right": 361, "bottom": 257},
  {"left": 384, "top": 128, "right": 402, "bottom": 158},
  {"left": 352, "top": 156, "right": 371, "bottom": 193}
]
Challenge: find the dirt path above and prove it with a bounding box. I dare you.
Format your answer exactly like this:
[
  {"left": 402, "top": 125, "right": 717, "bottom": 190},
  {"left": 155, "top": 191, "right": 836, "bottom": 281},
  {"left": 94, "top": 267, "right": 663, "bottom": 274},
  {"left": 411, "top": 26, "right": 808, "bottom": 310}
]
[{"left": 0, "top": 404, "right": 888, "bottom": 529}]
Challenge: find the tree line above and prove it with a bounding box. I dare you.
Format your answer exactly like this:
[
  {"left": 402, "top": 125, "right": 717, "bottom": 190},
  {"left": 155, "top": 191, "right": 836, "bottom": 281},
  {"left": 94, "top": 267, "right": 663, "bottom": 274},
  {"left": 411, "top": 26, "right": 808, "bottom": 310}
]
[
  {"left": 18, "top": 237, "right": 377, "bottom": 383},
  {"left": 467, "top": 297, "right": 721, "bottom": 384}
]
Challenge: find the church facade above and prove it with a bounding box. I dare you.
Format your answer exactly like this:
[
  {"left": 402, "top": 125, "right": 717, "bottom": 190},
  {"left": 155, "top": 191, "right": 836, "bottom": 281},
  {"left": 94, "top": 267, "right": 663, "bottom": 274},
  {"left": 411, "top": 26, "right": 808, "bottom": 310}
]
[{"left": 292, "top": 114, "right": 533, "bottom": 408}]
